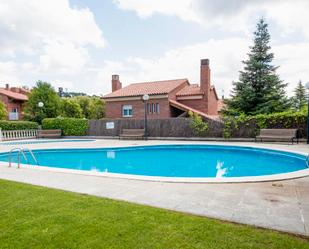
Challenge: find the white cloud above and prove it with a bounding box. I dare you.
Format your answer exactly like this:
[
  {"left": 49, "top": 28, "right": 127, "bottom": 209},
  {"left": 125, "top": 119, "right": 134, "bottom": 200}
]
[
  {"left": 0, "top": 0, "right": 105, "bottom": 90},
  {"left": 114, "top": 0, "right": 197, "bottom": 21},
  {"left": 265, "top": 1, "right": 309, "bottom": 38},
  {"left": 0, "top": 0, "right": 105, "bottom": 57},
  {"left": 114, "top": 0, "right": 309, "bottom": 37},
  {"left": 39, "top": 41, "right": 90, "bottom": 73},
  {"left": 273, "top": 42, "right": 309, "bottom": 94},
  {"left": 0, "top": 61, "right": 20, "bottom": 83}
]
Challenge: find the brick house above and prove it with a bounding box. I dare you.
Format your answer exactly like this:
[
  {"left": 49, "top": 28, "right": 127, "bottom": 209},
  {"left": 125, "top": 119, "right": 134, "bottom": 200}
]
[
  {"left": 103, "top": 59, "right": 222, "bottom": 119},
  {"left": 0, "top": 84, "right": 29, "bottom": 120}
]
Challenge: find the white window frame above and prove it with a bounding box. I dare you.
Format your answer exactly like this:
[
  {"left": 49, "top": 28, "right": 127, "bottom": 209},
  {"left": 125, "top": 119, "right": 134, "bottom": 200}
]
[
  {"left": 122, "top": 105, "right": 133, "bottom": 117},
  {"left": 156, "top": 103, "right": 160, "bottom": 114}
]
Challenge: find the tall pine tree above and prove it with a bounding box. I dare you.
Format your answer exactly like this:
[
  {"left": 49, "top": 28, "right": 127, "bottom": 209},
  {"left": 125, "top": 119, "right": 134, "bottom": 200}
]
[
  {"left": 291, "top": 80, "right": 307, "bottom": 110},
  {"left": 224, "top": 18, "right": 288, "bottom": 115}
]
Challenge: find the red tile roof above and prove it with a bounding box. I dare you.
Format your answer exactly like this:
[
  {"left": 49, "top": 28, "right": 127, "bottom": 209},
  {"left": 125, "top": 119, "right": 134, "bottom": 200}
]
[
  {"left": 0, "top": 88, "right": 28, "bottom": 101},
  {"left": 169, "top": 99, "right": 222, "bottom": 121},
  {"left": 104, "top": 79, "right": 188, "bottom": 98},
  {"left": 176, "top": 84, "right": 204, "bottom": 96}
]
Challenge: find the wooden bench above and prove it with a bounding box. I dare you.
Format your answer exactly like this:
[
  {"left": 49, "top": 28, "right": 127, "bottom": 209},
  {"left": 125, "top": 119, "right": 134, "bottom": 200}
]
[
  {"left": 38, "top": 129, "right": 62, "bottom": 138},
  {"left": 119, "top": 129, "right": 145, "bottom": 140},
  {"left": 255, "top": 129, "right": 298, "bottom": 144}
]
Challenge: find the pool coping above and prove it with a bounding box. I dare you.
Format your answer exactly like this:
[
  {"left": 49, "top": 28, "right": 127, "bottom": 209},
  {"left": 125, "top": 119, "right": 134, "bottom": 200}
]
[{"left": 1, "top": 141, "right": 309, "bottom": 183}]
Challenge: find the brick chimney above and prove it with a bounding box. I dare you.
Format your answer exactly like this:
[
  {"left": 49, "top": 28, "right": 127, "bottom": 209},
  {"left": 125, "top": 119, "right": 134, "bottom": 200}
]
[
  {"left": 200, "top": 59, "right": 211, "bottom": 113},
  {"left": 10, "top": 87, "right": 21, "bottom": 93},
  {"left": 112, "top": 75, "right": 122, "bottom": 92},
  {"left": 5, "top": 84, "right": 9, "bottom": 90},
  {"left": 200, "top": 59, "right": 210, "bottom": 94}
]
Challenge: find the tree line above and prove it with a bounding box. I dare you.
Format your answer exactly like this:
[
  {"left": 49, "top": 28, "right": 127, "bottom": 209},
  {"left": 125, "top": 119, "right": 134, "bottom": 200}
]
[{"left": 23, "top": 81, "right": 105, "bottom": 123}]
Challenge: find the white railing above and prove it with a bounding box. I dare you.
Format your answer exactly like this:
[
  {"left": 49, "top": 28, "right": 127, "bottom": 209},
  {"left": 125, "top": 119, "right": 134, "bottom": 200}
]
[
  {"left": 0, "top": 129, "right": 38, "bottom": 141},
  {"left": 8, "top": 112, "right": 19, "bottom": 120}
]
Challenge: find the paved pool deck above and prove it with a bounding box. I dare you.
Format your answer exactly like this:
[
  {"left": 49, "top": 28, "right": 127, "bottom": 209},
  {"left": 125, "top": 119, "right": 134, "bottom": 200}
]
[{"left": 0, "top": 139, "right": 308, "bottom": 236}]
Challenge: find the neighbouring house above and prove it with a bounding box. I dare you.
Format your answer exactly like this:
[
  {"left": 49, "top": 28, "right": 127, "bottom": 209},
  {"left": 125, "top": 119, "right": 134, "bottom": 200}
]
[
  {"left": 0, "top": 84, "right": 29, "bottom": 120},
  {"left": 103, "top": 59, "right": 223, "bottom": 119}
]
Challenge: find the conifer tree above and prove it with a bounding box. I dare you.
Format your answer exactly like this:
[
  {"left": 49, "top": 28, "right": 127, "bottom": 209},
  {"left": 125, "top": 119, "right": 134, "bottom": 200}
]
[
  {"left": 291, "top": 80, "right": 307, "bottom": 110},
  {"left": 224, "top": 18, "right": 288, "bottom": 115}
]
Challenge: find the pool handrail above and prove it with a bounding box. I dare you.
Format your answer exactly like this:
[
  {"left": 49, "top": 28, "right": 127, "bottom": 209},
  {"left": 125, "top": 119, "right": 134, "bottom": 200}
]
[
  {"left": 21, "top": 148, "right": 39, "bottom": 165},
  {"left": 306, "top": 154, "right": 309, "bottom": 168},
  {"left": 8, "top": 147, "right": 39, "bottom": 168}
]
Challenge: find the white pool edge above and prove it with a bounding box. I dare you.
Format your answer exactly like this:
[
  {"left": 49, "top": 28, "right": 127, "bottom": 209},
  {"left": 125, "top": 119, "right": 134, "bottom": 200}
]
[{"left": 2, "top": 163, "right": 309, "bottom": 184}]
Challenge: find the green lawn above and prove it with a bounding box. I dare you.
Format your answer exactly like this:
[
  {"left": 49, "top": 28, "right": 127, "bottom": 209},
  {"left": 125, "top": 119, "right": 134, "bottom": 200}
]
[{"left": 0, "top": 179, "right": 308, "bottom": 249}]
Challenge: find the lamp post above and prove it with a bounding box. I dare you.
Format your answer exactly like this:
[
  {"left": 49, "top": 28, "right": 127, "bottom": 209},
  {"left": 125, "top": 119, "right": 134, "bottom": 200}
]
[
  {"left": 142, "top": 94, "right": 149, "bottom": 140},
  {"left": 305, "top": 82, "right": 309, "bottom": 144},
  {"left": 37, "top": 102, "right": 44, "bottom": 129},
  {"left": 38, "top": 102, "right": 44, "bottom": 108}
]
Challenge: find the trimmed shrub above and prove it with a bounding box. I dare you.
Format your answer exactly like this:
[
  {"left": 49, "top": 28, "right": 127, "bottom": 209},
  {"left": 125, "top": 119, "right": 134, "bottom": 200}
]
[
  {"left": 42, "top": 118, "right": 88, "bottom": 136},
  {"left": 0, "top": 121, "right": 39, "bottom": 131},
  {"left": 188, "top": 111, "right": 209, "bottom": 136},
  {"left": 222, "top": 110, "right": 307, "bottom": 138}
]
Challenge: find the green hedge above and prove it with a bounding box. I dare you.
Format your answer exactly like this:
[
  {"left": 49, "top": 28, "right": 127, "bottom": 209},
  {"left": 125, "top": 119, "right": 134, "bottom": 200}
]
[
  {"left": 223, "top": 111, "right": 307, "bottom": 138},
  {"left": 42, "top": 118, "right": 88, "bottom": 136},
  {"left": 0, "top": 121, "right": 39, "bottom": 131}
]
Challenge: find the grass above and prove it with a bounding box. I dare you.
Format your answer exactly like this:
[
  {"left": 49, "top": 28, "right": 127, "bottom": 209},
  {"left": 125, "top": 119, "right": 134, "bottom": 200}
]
[{"left": 0, "top": 179, "right": 308, "bottom": 249}]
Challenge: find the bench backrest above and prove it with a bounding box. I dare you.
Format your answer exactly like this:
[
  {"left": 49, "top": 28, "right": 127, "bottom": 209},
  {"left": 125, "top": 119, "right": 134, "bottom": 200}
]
[
  {"left": 121, "top": 129, "right": 145, "bottom": 135},
  {"left": 259, "top": 129, "right": 297, "bottom": 137},
  {"left": 39, "top": 129, "right": 62, "bottom": 135}
]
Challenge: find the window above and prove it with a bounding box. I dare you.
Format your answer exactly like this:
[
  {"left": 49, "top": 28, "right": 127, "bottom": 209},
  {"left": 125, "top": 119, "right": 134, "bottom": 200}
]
[
  {"left": 122, "top": 105, "right": 133, "bottom": 117},
  {"left": 147, "top": 103, "right": 160, "bottom": 114},
  {"left": 12, "top": 107, "right": 18, "bottom": 113},
  {"left": 147, "top": 103, "right": 151, "bottom": 113},
  {"left": 156, "top": 103, "right": 160, "bottom": 114}
]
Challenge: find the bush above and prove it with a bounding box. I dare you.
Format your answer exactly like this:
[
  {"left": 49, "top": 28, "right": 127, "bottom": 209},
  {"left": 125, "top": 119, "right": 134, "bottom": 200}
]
[
  {"left": 0, "top": 101, "right": 7, "bottom": 120},
  {"left": 0, "top": 121, "right": 39, "bottom": 131},
  {"left": 189, "top": 111, "right": 209, "bottom": 136},
  {"left": 42, "top": 118, "right": 88, "bottom": 136},
  {"left": 61, "top": 98, "right": 83, "bottom": 118},
  {"left": 74, "top": 96, "right": 105, "bottom": 119},
  {"left": 222, "top": 110, "right": 307, "bottom": 138}
]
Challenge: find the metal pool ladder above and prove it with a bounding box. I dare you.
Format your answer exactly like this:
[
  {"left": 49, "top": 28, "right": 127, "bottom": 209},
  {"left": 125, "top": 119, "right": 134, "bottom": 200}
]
[{"left": 8, "top": 147, "right": 39, "bottom": 168}]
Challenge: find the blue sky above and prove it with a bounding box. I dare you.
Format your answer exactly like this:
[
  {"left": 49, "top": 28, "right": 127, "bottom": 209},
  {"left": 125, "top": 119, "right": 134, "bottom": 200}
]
[{"left": 1, "top": 0, "right": 309, "bottom": 97}]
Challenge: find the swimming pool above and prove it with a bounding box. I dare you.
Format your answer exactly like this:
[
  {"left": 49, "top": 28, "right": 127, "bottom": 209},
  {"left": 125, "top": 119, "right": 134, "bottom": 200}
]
[{"left": 1, "top": 145, "right": 308, "bottom": 182}]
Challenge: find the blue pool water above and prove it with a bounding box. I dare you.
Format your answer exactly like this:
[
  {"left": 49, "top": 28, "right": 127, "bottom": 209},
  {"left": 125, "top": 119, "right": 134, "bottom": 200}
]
[{"left": 0, "top": 145, "right": 307, "bottom": 178}]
